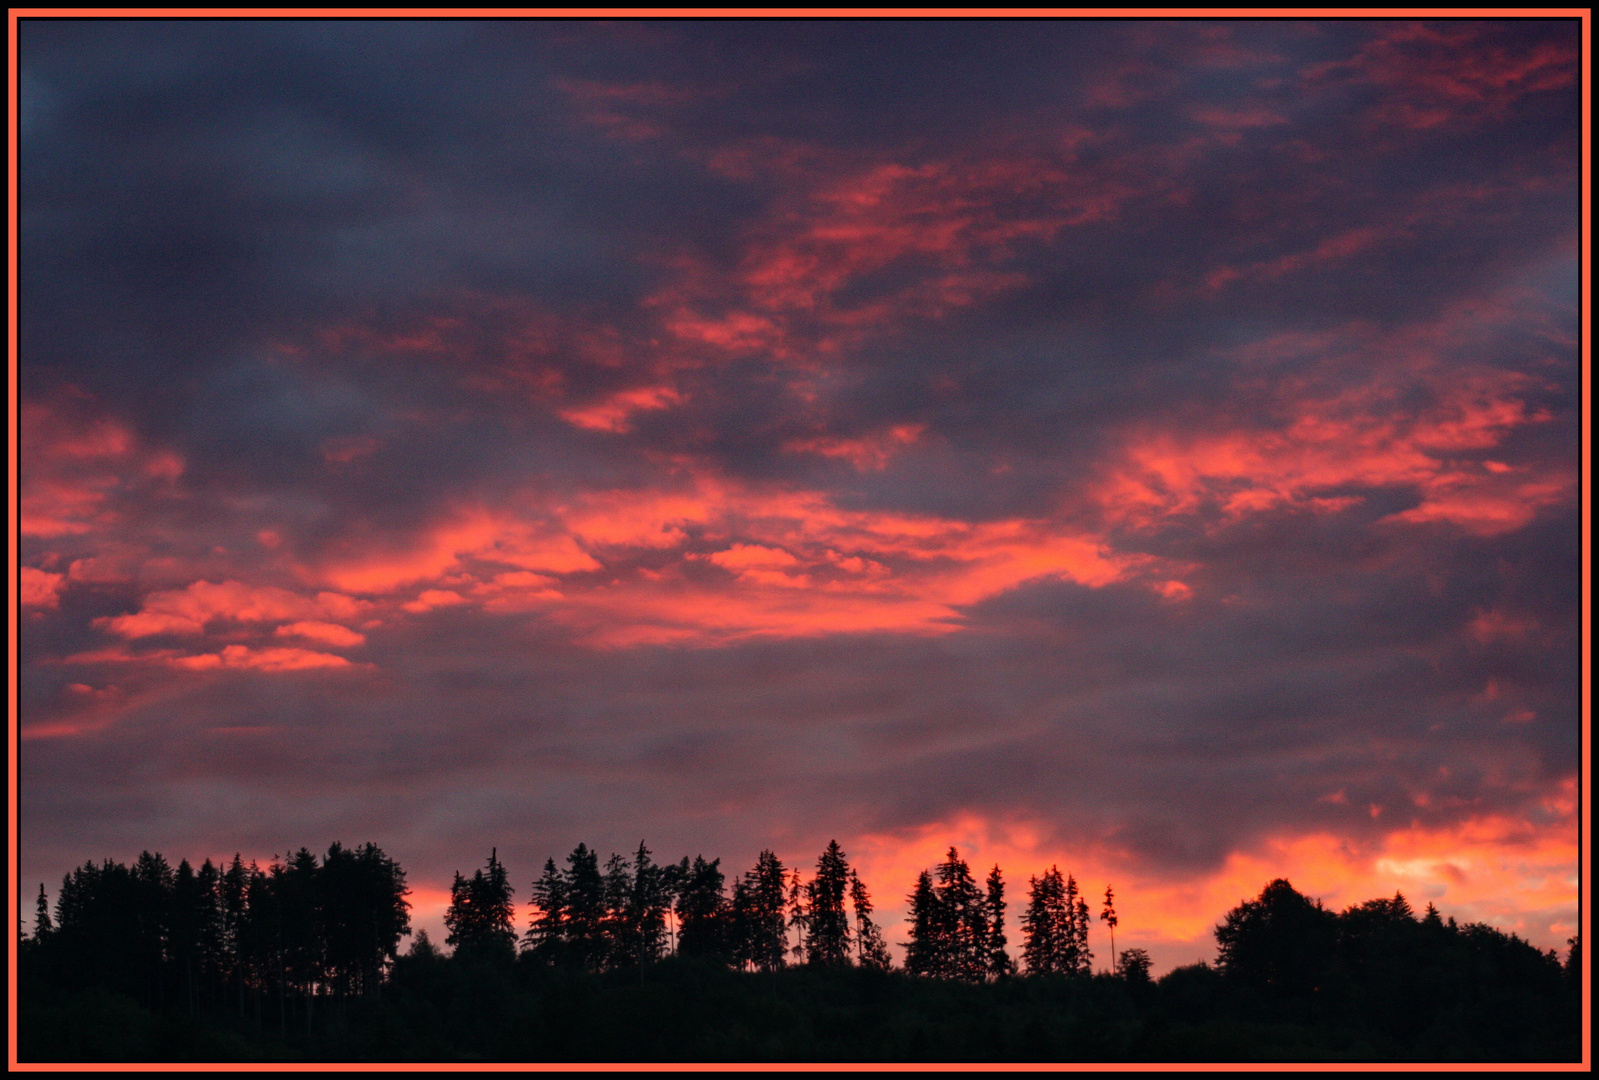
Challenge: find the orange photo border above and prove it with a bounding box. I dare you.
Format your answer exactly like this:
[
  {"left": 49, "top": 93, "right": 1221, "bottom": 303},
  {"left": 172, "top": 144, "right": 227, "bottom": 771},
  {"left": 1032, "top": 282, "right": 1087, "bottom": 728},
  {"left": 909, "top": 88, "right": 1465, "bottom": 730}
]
[{"left": 6, "top": 6, "right": 1590, "bottom": 1072}]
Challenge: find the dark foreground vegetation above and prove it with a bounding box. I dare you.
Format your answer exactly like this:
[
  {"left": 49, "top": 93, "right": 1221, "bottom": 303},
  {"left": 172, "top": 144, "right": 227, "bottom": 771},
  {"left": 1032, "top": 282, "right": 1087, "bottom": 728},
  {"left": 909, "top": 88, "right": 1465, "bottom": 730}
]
[{"left": 19, "top": 841, "right": 1580, "bottom": 1062}]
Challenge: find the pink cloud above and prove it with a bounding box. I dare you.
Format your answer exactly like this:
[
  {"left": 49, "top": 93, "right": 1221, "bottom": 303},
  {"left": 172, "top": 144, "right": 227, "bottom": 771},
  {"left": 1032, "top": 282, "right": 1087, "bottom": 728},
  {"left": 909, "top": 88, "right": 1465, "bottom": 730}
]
[
  {"left": 21, "top": 397, "right": 186, "bottom": 539},
  {"left": 171, "top": 644, "right": 355, "bottom": 672},
  {"left": 21, "top": 567, "right": 65, "bottom": 609},
  {"left": 274, "top": 621, "right": 367, "bottom": 647},
  {"left": 784, "top": 423, "right": 926, "bottom": 471},
  {"left": 100, "top": 580, "right": 368, "bottom": 638},
  {"left": 559, "top": 384, "right": 685, "bottom": 433}
]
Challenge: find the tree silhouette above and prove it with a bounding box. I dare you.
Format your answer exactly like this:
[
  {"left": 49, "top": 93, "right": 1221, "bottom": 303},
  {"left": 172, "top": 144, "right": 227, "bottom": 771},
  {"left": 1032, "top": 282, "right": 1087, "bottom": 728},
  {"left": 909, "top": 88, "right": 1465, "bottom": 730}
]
[
  {"left": 848, "top": 869, "right": 892, "bottom": 971},
  {"left": 444, "top": 848, "right": 516, "bottom": 962},
  {"left": 318, "top": 842, "right": 409, "bottom": 996},
  {"left": 19, "top": 844, "right": 1581, "bottom": 1063},
  {"left": 1118, "top": 947, "right": 1152, "bottom": 983},
  {"left": 621, "top": 841, "right": 670, "bottom": 968},
  {"left": 933, "top": 847, "right": 988, "bottom": 981},
  {"left": 562, "top": 844, "right": 608, "bottom": 971},
  {"left": 986, "top": 865, "right": 1014, "bottom": 978},
  {"left": 1214, "top": 877, "right": 1336, "bottom": 996},
  {"left": 737, "top": 850, "right": 789, "bottom": 973},
  {"left": 1021, "top": 866, "right": 1063, "bottom": 976},
  {"left": 525, "top": 857, "right": 569, "bottom": 965},
  {"left": 675, "top": 855, "right": 733, "bottom": 964},
  {"left": 1099, "top": 885, "right": 1118, "bottom": 974},
  {"left": 802, "top": 840, "right": 852, "bottom": 966},
  {"left": 903, "top": 869, "right": 939, "bottom": 977},
  {"left": 1065, "top": 872, "right": 1092, "bottom": 975},
  {"left": 33, "top": 883, "right": 52, "bottom": 940}
]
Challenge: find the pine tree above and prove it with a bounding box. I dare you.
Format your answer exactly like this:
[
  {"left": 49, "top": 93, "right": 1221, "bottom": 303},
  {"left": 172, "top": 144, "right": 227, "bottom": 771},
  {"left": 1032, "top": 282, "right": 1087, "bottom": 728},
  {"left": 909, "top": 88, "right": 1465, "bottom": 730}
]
[
  {"left": 525, "top": 857, "right": 569, "bottom": 964},
  {"left": 624, "top": 841, "right": 669, "bottom": 967},
  {"left": 904, "top": 869, "right": 939, "bottom": 977},
  {"left": 786, "top": 866, "right": 808, "bottom": 965},
  {"left": 1022, "top": 865, "right": 1069, "bottom": 976},
  {"left": 1099, "top": 885, "right": 1119, "bottom": 974},
  {"left": 739, "top": 850, "right": 789, "bottom": 973},
  {"left": 1072, "top": 889, "right": 1094, "bottom": 975},
  {"left": 849, "top": 870, "right": 892, "bottom": 971},
  {"left": 1061, "top": 872, "right": 1082, "bottom": 974},
  {"left": 33, "top": 883, "right": 53, "bottom": 940},
  {"left": 675, "top": 855, "right": 732, "bottom": 963},
  {"left": 562, "top": 844, "right": 607, "bottom": 971},
  {"left": 221, "top": 854, "right": 251, "bottom": 1017},
  {"left": 601, "top": 851, "right": 633, "bottom": 966},
  {"left": 986, "top": 865, "right": 1014, "bottom": 978},
  {"left": 444, "top": 848, "right": 516, "bottom": 961},
  {"left": 803, "top": 840, "right": 852, "bottom": 966},
  {"left": 930, "top": 847, "right": 987, "bottom": 981}
]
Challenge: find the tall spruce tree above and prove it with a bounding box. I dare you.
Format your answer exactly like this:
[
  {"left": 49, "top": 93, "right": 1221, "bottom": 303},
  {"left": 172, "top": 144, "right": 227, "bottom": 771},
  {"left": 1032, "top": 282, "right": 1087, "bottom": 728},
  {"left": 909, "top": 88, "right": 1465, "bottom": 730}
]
[
  {"left": 1022, "top": 865, "right": 1068, "bottom": 975},
  {"left": 933, "top": 847, "right": 987, "bottom": 981},
  {"left": 986, "top": 865, "right": 1014, "bottom": 978},
  {"left": 740, "top": 850, "right": 789, "bottom": 973},
  {"left": 1068, "top": 875, "right": 1093, "bottom": 975},
  {"left": 904, "top": 869, "right": 940, "bottom": 977},
  {"left": 525, "top": 857, "right": 569, "bottom": 964},
  {"left": 601, "top": 851, "right": 633, "bottom": 965},
  {"left": 623, "top": 841, "right": 669, "bottom": 967},
  {"left": 562, "top": 844, "right": 608, "bottom": 971},
  {"left": 33, "top": 883, "right": 52, "bottom": 939},
  {"left": 802, "top": 840, "right": 853, "bottom": 966}
]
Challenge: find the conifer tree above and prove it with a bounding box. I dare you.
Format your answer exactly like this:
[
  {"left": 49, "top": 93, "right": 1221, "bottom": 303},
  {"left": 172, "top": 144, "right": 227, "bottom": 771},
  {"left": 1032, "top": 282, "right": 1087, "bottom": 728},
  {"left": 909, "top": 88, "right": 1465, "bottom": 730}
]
[
  {"left": 601, "top": 851, "right": 633, "bottom": 965},
  {"left": 675, "top": 855, "right": 732, "bottom": 963},
  {"left": 740, "top": 850, "right": 789, "bottom": 972},
  {"left": 904, "top": 869, "right": 939, "bottom": 977},
  {"left": 1074, "top": 889, "right": 1100, "bottom": 979},
  {"left": 624, "top": 841, "right": 669, "bottom": 967},
  {"left": 444, "top": 848, "right": 516, "bottom": 961},
  {"left": 525, "top": 857, "right": 569, "bottom": 964},
  {"left": 849, "top": 870, "right": 892, "bottom": 971},
  {"left": 803, "top": 840, "right": 853, "bottom": 966},
  {"left": 33, "top": 882, "right": 52, "bottom": 940},
  {"left": 1061, "top": 872, "right": 1082, "bottom": 974},
  {"left": 221, "top": 854, "right": 251, "bottom": 1017},
  {"left": 1100, "top": 885, "right": 1119, "bottom": 974},
  {"left": 986, "top": 865, "right": 1014, "bottom": 978},
  {"left": 1022, "top": 865, "right": 1069, "bottom": 976},
  {"left": 786, "top": 866, "right": 808, "bottom": 965},
  {"left": 1118, "top": 947, "right": 1153, "bottom": 982},
  {"left": 562, "top": 844, "right": 607, "bottom": 971},
  {"left": 930, "top": 847, "right": 987, "bottom": 981}
]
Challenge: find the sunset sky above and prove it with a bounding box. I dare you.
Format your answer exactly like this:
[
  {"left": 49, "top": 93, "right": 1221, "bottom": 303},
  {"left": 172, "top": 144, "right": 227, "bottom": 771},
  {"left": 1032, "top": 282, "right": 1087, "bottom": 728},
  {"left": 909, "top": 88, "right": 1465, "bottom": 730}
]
[{"left": 16, "top": 18, "right": 1584, "bottom": 972}]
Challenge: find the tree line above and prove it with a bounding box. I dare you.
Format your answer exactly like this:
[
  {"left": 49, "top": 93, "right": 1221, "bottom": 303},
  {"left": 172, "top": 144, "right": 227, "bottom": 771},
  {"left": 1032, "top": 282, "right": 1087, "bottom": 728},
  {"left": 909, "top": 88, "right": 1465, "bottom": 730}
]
[
  {"left": 440, "top": 840, "right": 1125, "bottom": 982},
  {"left": 20, "top": 839, "right": 1581, "bottom": 1061},
  {"left": 24, "top": 843, "right": 408, "bottom": 1040}
]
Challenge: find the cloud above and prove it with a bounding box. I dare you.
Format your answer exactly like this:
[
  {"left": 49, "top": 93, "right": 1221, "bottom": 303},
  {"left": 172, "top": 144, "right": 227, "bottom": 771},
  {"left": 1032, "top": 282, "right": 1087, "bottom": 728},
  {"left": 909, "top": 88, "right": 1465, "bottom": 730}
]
[
  {"left": 99, "top": 580, "right": 367, "bottom": 638},
  {"left": 22, "top": 567, "right": 65, "bottom": 609}
]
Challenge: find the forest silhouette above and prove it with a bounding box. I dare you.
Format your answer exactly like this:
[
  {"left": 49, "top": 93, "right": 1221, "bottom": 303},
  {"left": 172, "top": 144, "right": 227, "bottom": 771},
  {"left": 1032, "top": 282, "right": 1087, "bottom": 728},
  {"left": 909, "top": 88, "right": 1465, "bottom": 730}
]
[{"left": 19, "top": 839, "right": 1580, "bottom": 1062}]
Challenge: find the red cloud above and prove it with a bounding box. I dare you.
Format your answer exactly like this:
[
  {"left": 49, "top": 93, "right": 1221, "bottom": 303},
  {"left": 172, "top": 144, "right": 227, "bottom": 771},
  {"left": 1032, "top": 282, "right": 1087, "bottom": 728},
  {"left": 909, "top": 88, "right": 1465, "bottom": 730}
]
[
  {"left": 1305, "top": 23, "right": 1578, "bottom": 132},
  {"left": 21, "top": 567, "right": 65, "bottom": 609},
  {"left": 100, "top": 581, "right": 368, "bottom": 638},
  {"left": 172, "top": 644, "right": 355, "bottom": 672},
  {"left": 21, "top": 398, "right": 186, "bottom": 539}
]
